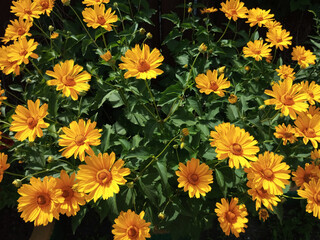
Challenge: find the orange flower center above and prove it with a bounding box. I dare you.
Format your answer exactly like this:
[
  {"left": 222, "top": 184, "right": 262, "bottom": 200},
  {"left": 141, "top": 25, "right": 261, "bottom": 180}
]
[
  {"left": 308, "top": 91, "right": 314, "bottom": 98},
  {"left": 283, "top": 132, "right": 293, "bottom": 138},
  {"left": 62, "top": 188, "right": 74, "bottom": 200},
  {"left": 225, "top": 211, "right": 237, "bottom": 223},
  {"left": 303, "top": 173, "right": 311, "bottom": 184},
  {"left": 263, "top": 168, "right": 274, "bottom": 180},
  {"left": 257, "top": 15, "right": 263, "bottom": 22},
  {"left": 230, "top": 9, "right": 237, "bottom": 16},
  {"left": 20, "top": 49, "right": 28, "bottom": 56},
  {"left": 187, "top": 173, "right": 199, "bottom": 185},
  {"left": 257, "top": 188, "right": 268, "bottom": 197},
  {"left": 303, "top": 128, "right": 316, "bottom": 138},
  {"left": 37, "top": 194, "right": 49, "bottom": 206},
  {"left": 75, "top": 135, "right": 86, "bottom": 146},
  {"left": 281, "top": 94, "right": 294, "bottom": 106},
  {"left": 259, "top": 209, "right": 268, "bottom": 218},
  {"left": 27, "top": 117, "right": 38, "bottom": 129},
  {"left": 62, "top": 75, "right": 76, "bottom": 87},
  {"left": 231, "top": 143, "right": 243, "bottom": 155},
  {"left": 252, "top": 49, "right": 261, "bottom": 55},
  {"left": 17, "top": 27, "right": 26, "bottom": 36},
  {"left": 210, "top": 82, "right": 219, "bottom": 91},
  {"left": 127, "top": 226, "right": 139, "bottom": 239},
  {"left": 137, "top": 59, "right": 150, "bottom": 72},
  {"left": 24, "top": 9, "right": 32, "bottom": 15},
  {"left": 276, "top": 37, "right": 283, "bottom": 43},
  {"left": 97, "top": 15, "right": 106, "bottom": 25},
  {"left": 96, "top": 169, "right": 112, "bottom": 184},
  {"left": 40, "top": 0, "right": 49, "bottom": 9}
]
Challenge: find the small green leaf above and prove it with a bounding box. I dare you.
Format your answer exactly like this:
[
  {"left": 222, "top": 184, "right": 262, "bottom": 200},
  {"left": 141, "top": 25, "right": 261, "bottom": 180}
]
[{"left": 71, "top": 206, "right": 87, "bottom": 234}]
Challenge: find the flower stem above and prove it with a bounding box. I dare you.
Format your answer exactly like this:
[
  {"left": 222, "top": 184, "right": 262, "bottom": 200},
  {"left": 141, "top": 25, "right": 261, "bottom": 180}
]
[
  {"left": 5, "top": 171, "right": 24, "bottom": 178},
  {"left": 101, "top": 29, "right": 108, "bottom": 49},
  {"left": 144, "top": 80, "right": 161, "bottom": 120},
  {"left": 217, "top": 19, "right": 230, "bottom": 43}
]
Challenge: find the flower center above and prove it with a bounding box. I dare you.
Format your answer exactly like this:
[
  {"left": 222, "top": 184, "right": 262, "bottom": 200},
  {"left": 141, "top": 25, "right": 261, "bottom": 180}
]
[
  {"left": 252, "top": 49, "right": 261, "bottom": 55},
  {"left": 257, "top": 16, "right": 264, "bottom": 22},
  {"left": 283, "top": 132, "right": 293, "bottom": 138},
  {"left": 127, "top": 226, "right": 139, "bottom": 239},
  {"left": 17, "top": 27, "right": 26, "bottom": 36},
  {"left": 96, "top": 169, "right": 112, "bottom": 184},
  {"left": 61, "top": 75, "right": 76, "bottom": 87},
  {"left": 315, "top": 193, "right": 320, "bottom": 204},
  {"left": 210, "top": 82, "right": 219, "bottom": 91},
  {"left": 137, "top": 59, "right": 150, "bottom": 72},
  {"left": 308, "top": 91, "right": 315, "bottom": 98},
  {"left": 225, "top": 211, "right": 237, "bottom": 223},
  {"left": 303, "top": 128, "right": 316, "bottom": 138},
  {"left": 257, "top": 188, "right": 268, "bottom": 197},
  {"left": 303, "top": 174, "right": 311, "bottom": 184},
  {"left": 231, "top": 143, "right": 243, "bottom": 155},
  {"left": 230, "top": 9, "right": 237, "bottom": 16},
  {"left": 75, "top": 135, "right": 86, "bottom": 146},
  {"left": 263, "top": 168, "right": 274, "bottom": 180},
  {"left": 281, "top": 94, "right": 294, "bottom": 106},
  {"left": 97, "top": 15, "right": 106, "bottom": 25},
  {"left": 20, "top": 49, "right": 28, "bottom": 56},
  {"left": 27, "top": 117, "right": 38, "bottom": 129},
  {"left": 40, "top": 0, "right": 49, "bottom": 9},
  {"left": 24, "top": 9, "right": 32, "bottom": 15},
  {"left": 37, "top": 194, "right": 49, "bottom": 206},
  {"left": 187, "top": 173, "right": 199, "bottom": 185},
  {"left": 260, "top": 209, "right": 268, "bottom": 218},
  {"left": 276, "top": 37, "right": 283, "bottom": 43}
]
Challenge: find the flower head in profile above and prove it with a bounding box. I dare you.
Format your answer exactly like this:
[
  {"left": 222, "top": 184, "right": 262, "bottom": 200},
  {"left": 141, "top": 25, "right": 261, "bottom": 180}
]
[
  {"left": 119, "top": 44, "right": 164, "bottom": 80},
  {"left": 264, "top": 78, "right": 309, "bottom": 119},
  {"left": 215, "top": 197, "right": 248, "bottom": 238},
  {"left": 243, "top": 40, "right": 272, "bottom": 61},
  {"left": 200, "top": 7, "right": 218, "bottom": 14},
  {"left": 266, "top": 28, "right": 292, "bottom": 51},
  {"left": 7, "top": 37, "right": 38, "bottom": 65},
  {"left": 311, "top": 149, "right": 320, "bottom": 161},
  {"left": 299, "top": 81, "right": 320, "bottom": 105},
  {"left": 17, "top": 176, "right": 64, "bottom": 226},
  {"left": 298, "top": 178, "right": 320, "bottom": 219},
  {"left": 50, "top": 32, "right": 59, "bottom": 39},
  {"left": 264, "top": 20, "right": 282, "bottom": 30},
  {"left": 58, "top": 119, "right": 102, "bottom": 161},
  {"left": 55, "top": 170, "right": 86, "bottom": 216},
  {"left": 259, "top": 209, "right": 269, "bottom": 222},
  {"left": 228, "top": 94, "right": 238, "bottom": 104},
  {"left": 292, "top": 162, "right": 319, "bottom": 189},
  {"left": 294, "top": 112, "right": 320, "bottom": 148},
  {"left": 274, "top": 123, "right": 297, "bottom": 145},
  {"left": 35, "top": 0, "right": 55, "bottom": 16},
  {"left": 175, "top": 158, "right": 213, "bottom": 198},
  {"left": 307, "top": 105, "right": 320, "bottom": 118},
  {"left": 11, "top": 0, "right": 42, "bottom": 21},
  {"left": 292, "top": 46, "right": 316, "bottom": 69},
  {"left": 10, "top": 99, "right": 49, "bottom": 142},
  {"left": 198, "top": 43, "right": 207, "bottom": 53},
  {"left": 0, "top": 153, "right": 10, "bottom": 183},
  {"left": 82, "top": 4, "right": 118, "bottom": 31},
  {"left": 82, "top": 0, "right": 110, "bottom": 6},
  {"left": 112, "top": 210, "right": 151, "bottom": 240},
  {"left": 220, "top": 0, "right": 248, "bottom": 21},
  {"left": 195, "top": 69, "right": 230, "bottom": 97},
  {"left": 0, "top": 81, "right": 7, "bottom": 106},
  {"left": 246, "top": 8, "right": 274, "bottom": 27},
  {"left": 77, "top": 152, "right": 130, "bottom": 202},
  {"left": 100, "top": 50, "right": 112, "bottom": 62},
  {"left": 1, "top": 18, "right": 32, "bottom": 44},
  {"left": 276, "top": 65, "right": 295, "bottom": 81},
  {"left": 0, "top": 46, "right": 21, "bottom": 76},
  {"left": 46, "top": 60, "right": 91, "bottom": 100}
]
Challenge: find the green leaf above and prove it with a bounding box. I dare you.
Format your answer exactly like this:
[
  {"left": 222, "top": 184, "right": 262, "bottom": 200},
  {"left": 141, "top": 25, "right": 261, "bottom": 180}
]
[
  {"left": 155, "top": 159, "right": 168, "bottom": 188},
  {"left": 215, "top": 169, "right": 225, "bottom": 189},
  {"left": 81, "top": 39, "right": 92, "bottom": 56},
  {"left": 138, "top": 178, "right": 158, "bottom": 205},
  {"left": 101, "top": 124, "right": 113, "bottom": 152},
  {"left": 9, "top": 84, "right": 23, "bottom": 92},
  {"left": 162, "top": 28, "right": 182, "bottom": 45},
  {"left": 71, "top": 206, "right": 87, "bottom": 234},
  {"left": 226, "top": 104, "right": 239, "bottom": 121},
  {"left": 158, "top": 83, "right": 182, "bottom": 106},
  {"left": 162, "top": 12, "right": 180, "bottom": 25}
]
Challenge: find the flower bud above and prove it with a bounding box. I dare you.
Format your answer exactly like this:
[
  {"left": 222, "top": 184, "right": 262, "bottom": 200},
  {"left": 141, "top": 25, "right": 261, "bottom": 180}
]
[
  {"left": 180, "top": 142, "right": 185, "bottom": 149},
  {"left": 113, "top": 2, "right": 118, "bottom": 8},
  {"left": 173, "top": 144, "right": 179, "bottom": 149},
  {"left": 100, "top": 51, "right": 112, "bottom": 62},
  {"left": 12, "top": 179, "right": 22, "bottom": 188},
  {"left": 139, "top": 28, "right": 146, "bottom": 35},
  {"left": 217, "top": 66, "right": 225, "bottom": 74},
  {"left": 181, "top": 128, "right": 189, "bottom": 136},
  {"left": 47, "top": 156, "right": 53, "bottom": 163},
  {"left": 245, "top": 66, "right": 250, "bottom": 71},
  {"left": 158, "top": 212, "right": 165, "bottom": 220},
  {"left": 127, "top": 181, "right": 134, "bottom": 188},
  {"left": 26, "top": 78, "right": 32, "bottom": 84},
  {"left": 258, "top": 105, "right": 265, "bottom": 110},
  {"left": 146, "top": 32, "right": 153, "bottom": 39},
  {"left": 48, "top": 25, "right": 54, "bottom": 32},
  {"left": 198, "top": 43, "right": 207, "bottom": 53},
  {"left": 188, "top": 7, "right": 192, "bottom": 13},
  {"left": 61, "top": 0, "right": 70, "bottom": 6},
  {"left": 228, "top": 94, "right": 238, "bottom": 104}
]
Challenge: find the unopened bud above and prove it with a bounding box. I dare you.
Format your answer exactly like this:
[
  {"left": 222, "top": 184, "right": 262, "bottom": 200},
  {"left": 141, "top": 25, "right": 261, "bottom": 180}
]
[
  {"left": 183, "top": 64, "right": 188, "bottom": 68},
  {"left": 100, "top": 51, "right": 112, "bottom": 62},
  {"left": 127, "top": 182, "right": 134, "bottom": 188},
  {"left": 139, "top": 28, "right": 146, "bottom": 35},
  {"left": 158, "top": 212, "right": 165, "bottom": 220},
  {"left": 48, "top": 25, "right": 54, "bottom": 32},
  {"left": 180, "top": 142, "right": 185, "bottom": 149},
  {"left": 26, "top": 78, "right": 32, "bottom": 84},
  {"left": 61, "top": 0, "right": 70, "bottom": 6},
  {"left": 146, "top": 32, "right": 153, "bottom": 39},
  {"left": 188, "top": 7, "right": 192, "bottom": 13},
  {"left": 198, "top": 43, "right": 207, "bottom": 53},
  {"left": 12, "top": 179, "right": 22, "bottom": 188},
  {"left": 173, "top": 144, "right": 179, "bottom": 149},
  {"left": 258, "top": 105, "right": 265, "bottom": 110},
  {"left": 47, "top": 156, "right": 54, "bottom": 163},
  {"left": 181, "top": 128, "right": 189, "bottom": 136},
  {"left": 245, "top": 66, "right": 250, "bottom": 71},
  {"left": 228, "top": 94, "right": 238, "bottom": 104},
  {"left": 113, "top": 2, "right": 118, "bottom": 8}
]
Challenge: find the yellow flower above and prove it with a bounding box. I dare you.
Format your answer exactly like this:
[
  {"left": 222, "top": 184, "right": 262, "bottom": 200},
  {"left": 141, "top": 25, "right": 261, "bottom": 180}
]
[
  {"left": 311, "top": 149, "right": 320, "bottom": 161},
  {"left": 119, "top": 44, "right": 164, "bottom": 80},
  {"left": 11, "top": 0, "right": 42, "bottom": 21},
  {"left": 200, "top": 7, "right": 218, "bottom": 14},
  {"left": 77, "top": 152, "right": 130, "bottom": 202},
  {"left": 0, "top": 153, "right": 10, "bottom": 183},
  {"left": 50, "top": 32, "right": 59, "bottom": 39},
  {"left": 264, "top": 78, "right": 309, "bottom": 120},
  {"left": 220, "top": 0, "right": 248, "bottom": 21},
  {"left": 307, "top": 105, "right": 320, "bottom": 118},
  {"left": 7, "top": 37, "right": 38, "bottom": 66},
  {"left": 297, "top": 178, "right": 320, "bottom": 219},
  {"left": 300, "top": 81, "right": 320, "bottom": 105},
  {"left": 245, "top": 151, "right": 291, "bottom": 195},
  {"left": 198, "top": 43, "right": 207, "bottom": 53},
  {"left": 100, "top": 50, "right": 112, "bottom": 62},
  {"left": 58, "top": 119, "right": 102, "bottom": 161},
  {"left": 263, "top": 20, "right": 282, "bottom": 30},
  {"left": 46, "top": 60, "right": 91, "bottom": 100},
  {"left": 55, "top": 170, "right": 86, "bottom": 216},
  {"left": 292, "top": 46, "right": 316, "bottom": 69},
  {"left": 10, "top": 99, "right": 49, "bottom": 142},
  {"left": 211, "top": 123, "right": 260, "bottom": 169},
  {"left": 82, "top": 0, "right": 110, "bottom": 6},
  {"left": 228, "top": 94, "right": 238, "bottom": 104},
  {"left": 17, "top": 176, "right": 64, "bottom": 226},
  {"left": 112, "top": 210, "right": 151, "bottom": 240},
  {"left": 246, "top": 8, "right": 274, "bottom": 27},
  {"left": 259, "top": 209, "right": 269, "bottom": 222},
  {"left": 294, "top": 112, "right": 320, "bottom": 148},
  {"left": 0, "top": 81, "right": 7, "bottom": 106},
  {"left": 195, "top": 69, "right": 230, "bottom": 97},
  {"left": 181, "top": 128, "right": 189, "bottom": 136},
  {"left": 61, "top": 0, "right": 70, "bottom": 5},
  {"left": 175, "top": 158, "right": 213, "bottom": 198},
  {"left": 188, "top": 7, "right": 192, "bottom": 13},
  {"left": 1, "top": 18, "right": 32, "bottom": 44},
  {"left": 274, "top": 123, "right": 297, "bottom": 145},
  {"left": 215, "top": 197, "right": 248, "bottom": 238},
  {"left": 243, "top": 40, "right": 272, "bottom": 61},
  {"left": 292, "top": 162, "right": 319, "bottom": 189},
  {"left": 266, "top": 28, "right": 292, "bottom": 51},
  {"left": 82, "top": 4, "right": 118, "bottom": 31},
  {"left": 0, "top": 45, "right": 21, "bottom": 76},
  {"left": 276, "top": 65, "right": 295, "bottom": 81},
  {"left": 35, "top": 0, "right": 55, "bottom": 16}
]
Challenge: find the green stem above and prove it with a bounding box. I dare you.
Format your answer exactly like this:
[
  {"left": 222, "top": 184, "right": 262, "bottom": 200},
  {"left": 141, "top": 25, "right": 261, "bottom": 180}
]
[
  {"left": 217, "top": 19, "right": 230, "bottom": 43},
  {"left": 30, "top": 59, "right": 45, "bottom": 82},
  {"left": 144, "top": 80, "right": 161, "bottom": 120},
  {"left": 5, "top": 171, "right": 25, "bottom": 178},
  {"left": 283, "top": 195, "right": 304, "bottom": 200},
  {"left": 2, "top": 101, "right": 16, "bottom": 109},
  {"left": 101, "top": 29, "right": 108, "bottom": 49}
]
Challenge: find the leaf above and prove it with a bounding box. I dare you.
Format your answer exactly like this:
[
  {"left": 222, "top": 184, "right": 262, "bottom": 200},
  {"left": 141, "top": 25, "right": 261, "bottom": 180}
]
[
  {"left": 176, "top": 54, "right": 189, "bottom": 66},
  {"left": 71, "top": 206, "right": 88, "bottom": 234},
  {"left": 101, "top": 124, "right": 113, "bottom": 152},
  {"left": 138, "top": 178, "right": 157, "bottom": 205},
  {"left": 226, "top": 104, "right": 239, "bottom": 121},
  {"left": 81, "top": 39, "right": 92, "bottom": 56},
  {"left": 158, "top": 83, "right": 182, "bottom": 106},
  {"left": 215, "top": 168, "right": 225, "bottom": 189},
  {"left": 162, "top": 12, "right": 180, "bottom": 25},
  {"left": 162, "top": 28, "right": 182, "bottom": 45},
  {"left": 9, "top": 84, "right": 23, "bottom": 92},
  {"left": 155, "top": 160, "right": 168, "bottom": 188}
]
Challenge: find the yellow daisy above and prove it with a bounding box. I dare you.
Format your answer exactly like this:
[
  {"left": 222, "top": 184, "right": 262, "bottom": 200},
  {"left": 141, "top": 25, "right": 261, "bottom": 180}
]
[
  {"left": 7, "top": 37, "right": 39, "bottom": 65},
  {"left": 243, "top": 40, "right": 272, "bottom": 61},
  {"left": 220, "top": 0, "right": 248, "bottom": 21},
  {"left": 246, "top": 8, "right": 274, "bottom": 27},
  {"left": 275, "top": 65, "right": 295, "bottom": 81},
  {"left": 0, "top": 45, "right": 21, "bottom": 76},
  {"left": 292, "top": 162, "right": 319, "bottom": 189},
  {"left": 300, "top": 81, "right": 320, "bottom": 105},
  {"left": 82, "top": 0, "right": 110, "bottom": 6},
  {"left": 294, "top": 112, "right": 320, "bottom": 148},
  {"left": 200, "top": 7, "right": 218, "bottom": 14},
  {"left": 274, "top": 123, "right": 297, "bottom": 145},
  {"left": 0, "top": 81, "right": 7, "bottom": 106},
  {"left": 263, "top": 20, "right": 282, "bottom": 30},
  {"left": 11, "top": 0, "right": 42, "bottom": 21},
  {"left": 209, "top": 122, "right": 231, "bottom": 148},
  {"left": 100, "top": 50, "right": 112, "bottom": 62},
  {"left": 298, "top": 178, "right": 320, "bottom": 219},
  {"left": 292, "top": 46, "right": 316, "bottom": 69},
  {"left": 307, "top": 105, "right": 320, "bottom": 118},
  {"left": 258, "top": 209, "right": 269, "bottom": 222},
  {"left": 34, "top": 0, "right": 55, "bottom": 16},
  {"left": 311, "top": 149, "right": 320, "bottom": 161},
  {"left": 119, "top": 44, "right": 164, "bottom": 80},
  {"left": 266, "top": 28, "right": 292, "bottom": 51},
  {"left": 0, "top": 153, "right": 10, "bottom": 183},
  {"left": 1, "top": 18, "right": 32, "bottom": 44}
]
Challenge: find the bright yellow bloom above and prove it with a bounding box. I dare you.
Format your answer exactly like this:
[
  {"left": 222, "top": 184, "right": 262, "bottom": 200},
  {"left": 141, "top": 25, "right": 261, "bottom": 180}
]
[
  {"left": 100, "top": 50, "right": 112, "bottom": 62},
  {"left": 76, "top": 152, "right": 130, "bottom": 202},
  {"left": 264, "top": 78, "right": 309, "bottom": 119},
  {"left": 292, "top": 162, "right": 319, "bottom": 189},
  {"left": 195, "top": 69, "right": 230, "bottom": 97},
  {"left": 0, "top": 46, "right": 20, "bottom": 76},
  {"left": 295, "top": 112, "right": 320, "bottom": 148},
  {"left": 112, "top": 210, "right": 151, "bottom": 240},
  {"left": 243, "top": 40, "right": 272, "bottom": 61},
  {"left": 7, "top": 37, "right": 39, "bottom": 65},
  {"left": 82, "top": 0, "right": 110, "bottom": 6},
  {"left": 266, "top": 28, "right": 292, "bottom": 51},
  {"left": 82, "top": 4, "right": 118, "bottom": 31},
  {"left": 198, "top": 43, "right": 207, "bottom": 53},
  {"left": 220, "top": 0, "right": 248, "bottom": 21},
  {"left": 50, "top": 32, "right": 59, "bottom": 39},
  {"left": 298, "top": 178, "right": 320, "bottom": 219},
  {"left": 311, "top": 149, "right": 320, "bottom": 161},
  {"left": 215, "top": 198, "right": 248, "bottom": 238},
  {"left": 58, "top": 119, "right": 102, "bottom": 161},
  {"left": 292, "top": 46, "right": 316, "bottom": 69},
  {"left": 35, "top": 0, "right": 55, "bottom": 16},
  {"left": 55, "top": 170, "right": 86, "bottom": 216},
  {"left": 209, "top": 122, "right": 231, "bottom": 148},
  {"left": 0, "top": 153, "right": 10, "bottom": 183},
  {"left": 0, "top": 81, "right": 7, "bottom": 106},
  {"left": 258, "top": 209, "right": 269, "bottom": 222},
  {"left": 245, "top": 151, "right": 291, "bottom": 195},
  {"left": 211, "top": 123, "right": 260, "bottom": 169},
  {"left": 263, "top": 20, "right": 282, "bottom": 30},
  {"left": 17, "top": 176, "right": 64, "bottom": 226},
  {"left": 246, "top": 8, "right": 274, "bottom": 27},
  {"left": 300, "top": 81, "right": 320, "bottom": 105},
  {"left": 119, "top": 44, "right": 164, "bottom": 80},
  {"left": 274, "top": 123, "right": 297, "bottom": 145},
  {"left": 307, "top": 105, "right": 320, "bottom": 118},
  {"left": 11, "top": 0, "right": 42, "bottom": 21},
  {"left": 10, "top": 99, "right": 49, "bottom": 142},
  {"left": 228, "top": 94, "right": 238, "bottom": 104},
  {"left": 1, "top": 18, "right": 32, "bottom": 44},
  {"left": 175, "top": 158, "right": 213, "bottom": 198},
  {"left": 200, "top": 7, "right": 218, "bottom": 14},
  {"left": 276, "top": 65, "right": 295, "bottom": 81},
  {"left": 46, "top": 60, "right": 91, "bottom": 100}
]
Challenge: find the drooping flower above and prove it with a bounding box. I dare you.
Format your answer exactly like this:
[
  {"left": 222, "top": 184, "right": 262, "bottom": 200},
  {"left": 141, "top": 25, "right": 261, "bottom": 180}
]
[
  {"left": 50, "top": 32, "right": 59, "bottom": 39},
  {"left": 299, "top": 81, "right": 320, "bottom": 105},
  {"left": 200, "top": 7, "right": 218, "bottom": 14},
  {"left": 34, "top": 0, "right": 55, "bottom": 16},
  {"left": 82, "top": 4, "right": 118, "bottom": 31},
  {"left": 119, "top": 44, "right": 164, "bottom": 80},
  {"left": 100, "top": 50, "right": 112, "bottom": 62},
  {"left": 246, "top": 8, "right": 274, "bottom": 27},
  {"left": 264, "top": 78, "right": 309, "bottom": 119},
  {"left": 1, "top": 18, "right": 32, "bottom": 44},
  {"left": 294, "top": 112, "right": 320, "bottom": 148},
  {"left": 292, "top": 46, "right": 316, "bottom": 69},
  {"left": 292, "top": 162, "right": 320, "bottom": 189},
  {"left": 58, "top": 119, "right": 102, "bottom": 161},
  {"left": 195, "top": 69, "right": 230, "bottom": 97},
  {"left": 275, "top": 65, "right": 295, "bottom": 81},
  {"left": 215, "top": 197, "right": 248, "bottom": 238},
  {"left": 0, "top": 153, "right": 10, "bottom": 183},
  {"left": 263, "top": 20, "right": 282, "bottom": 30},
  {"left": 10, "top": 99, "right": 49, "bottom": 142},
  {"left": 274, "top": 123, "right": 297, "bottom": 145},
  {"left": 175, "top": 158, "right": 213, "bottom": 198},
  {"left": 76, "top": 152, "right": 130, "bottom": 202},
  {"left": 297, "top": 178, "right": 320, "bottom": 219},
  {"left": 0, "top": 46, "right": 20, "bottom": 76},
  {"left": 17, "top": 176, "right": 64, "bottom": 226},
  {"left": 243, "top": 40, "right": 272, "bottom": 61},
  {"left": 55, "top": 170, "right": 86, "bottom": 216},
  {"left": 258, "top": 209, "right": 269, "bottom": 222},
  {"left": 266, "top": 28, "right": 292, "bottom": 51},
  {"left": 11, "top": 0, "right": 42, "bottom": 21},
  {"left": 311, "top": 149, "right": 320, "bottom": 161},
  {"left": 220, "top": 0, "right": 248, "bottom": 21},
  {"left": 46, "top": 60, "right": 91, "bottom": 100},
  {"left": 112, "top": 210, "right": 151, "bottom": 240},
  {"left": 7, "top": 37, "right": 38, "bottom": 65},
  {"left": 82, "top": 0, "right": 110, "bottom": 6}
]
